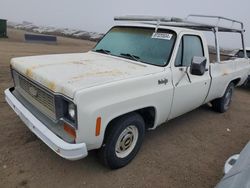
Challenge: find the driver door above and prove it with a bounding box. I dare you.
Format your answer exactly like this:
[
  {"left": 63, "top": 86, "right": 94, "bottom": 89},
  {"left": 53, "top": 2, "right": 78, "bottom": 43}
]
[{"left": 169, "top": 34, "right": 211, "bottom": 119}]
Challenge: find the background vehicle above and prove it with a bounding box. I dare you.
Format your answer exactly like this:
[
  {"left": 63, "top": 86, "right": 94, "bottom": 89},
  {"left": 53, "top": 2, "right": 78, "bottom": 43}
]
[
  {"left": 4, "top": 15, "right": 250, "bottom": 169},
  {"left": 235, "top": 47, "right": 250, "bottom": 85},
  {"left": 215, "top": 141, "right": 250, "bottom": 188},
  {"left": 235, "top": 47, "right": 250, "bottom": 58}
]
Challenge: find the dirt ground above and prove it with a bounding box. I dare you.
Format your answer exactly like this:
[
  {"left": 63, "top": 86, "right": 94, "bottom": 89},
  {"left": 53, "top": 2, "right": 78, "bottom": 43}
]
[{"left": 0, "top": 29, "right": 250, "bottom": 188}]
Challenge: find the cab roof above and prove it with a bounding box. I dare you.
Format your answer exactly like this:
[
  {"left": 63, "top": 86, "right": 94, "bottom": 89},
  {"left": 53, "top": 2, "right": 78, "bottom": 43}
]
[{"left": 113, "top": 22, "right": 203, "bottom": 36}]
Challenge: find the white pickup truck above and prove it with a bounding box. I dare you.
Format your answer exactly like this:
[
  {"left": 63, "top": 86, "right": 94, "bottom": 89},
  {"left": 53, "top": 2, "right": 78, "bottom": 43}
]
[{"left": 5, "top": 15, "right": 250, "bottom": 169}]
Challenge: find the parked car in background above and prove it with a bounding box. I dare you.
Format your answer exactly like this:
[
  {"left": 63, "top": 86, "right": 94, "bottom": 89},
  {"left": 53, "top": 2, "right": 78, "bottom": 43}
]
[
  {"left": 235, "top": 48, "right": 250, "bottom": 85},
  {"left": 215, "top": 141, "right": 250, "bottom": 188},
  {"left": 235, "top": 47, "right": 250, "bottom": 58}
]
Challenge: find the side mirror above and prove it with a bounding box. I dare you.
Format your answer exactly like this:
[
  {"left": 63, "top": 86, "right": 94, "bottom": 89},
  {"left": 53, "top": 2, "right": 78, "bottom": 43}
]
[{"left": 190, "top": 56, "right": 207, "bottom": 76}]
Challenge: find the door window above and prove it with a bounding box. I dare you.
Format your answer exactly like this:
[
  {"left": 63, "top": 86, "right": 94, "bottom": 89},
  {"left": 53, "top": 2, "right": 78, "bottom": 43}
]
[{"left": 175, "top": 35, "right": 204, "bottom": 67}]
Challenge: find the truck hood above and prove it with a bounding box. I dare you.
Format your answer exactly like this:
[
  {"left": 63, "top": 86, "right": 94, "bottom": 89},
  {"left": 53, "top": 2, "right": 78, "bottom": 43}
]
[{"left": 11, "top": 51, "right": 163, "bottom": 98}]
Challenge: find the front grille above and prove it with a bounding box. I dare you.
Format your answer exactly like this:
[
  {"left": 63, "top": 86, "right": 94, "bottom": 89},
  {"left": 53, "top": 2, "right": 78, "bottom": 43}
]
[
  {"left": 19, "top": 76, "right": 55, "bottom": 112},
  {"left": 13, "top": 71, "right": 56, "bottom": 120}
]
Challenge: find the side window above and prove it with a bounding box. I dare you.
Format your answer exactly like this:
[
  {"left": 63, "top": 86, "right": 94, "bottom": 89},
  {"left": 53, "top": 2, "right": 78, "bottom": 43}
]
[
  {"left": 175, "top": 35, "right": 204, "bottom": 67},
  {"left": 175, "top": 39, "right": 183, "bottom": 67}
]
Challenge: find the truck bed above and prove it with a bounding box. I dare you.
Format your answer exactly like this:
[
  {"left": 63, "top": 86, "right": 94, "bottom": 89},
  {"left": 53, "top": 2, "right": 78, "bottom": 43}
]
[
  {"left": 209, "top": 52, "right": 232, "bottom": 63},
  {"left": 205, "top": 57, "right": 250, "bottom": 103}
]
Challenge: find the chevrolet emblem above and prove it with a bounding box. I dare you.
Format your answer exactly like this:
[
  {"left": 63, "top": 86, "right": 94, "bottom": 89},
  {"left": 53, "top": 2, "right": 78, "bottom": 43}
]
[{"left": 29, "top": 86, "right": 38, "bottom": 97}]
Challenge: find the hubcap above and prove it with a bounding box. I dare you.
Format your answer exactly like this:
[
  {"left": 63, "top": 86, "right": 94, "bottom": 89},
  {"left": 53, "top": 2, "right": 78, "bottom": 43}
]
[
  {"left": 115, "top": 125, "right": 139, "bottom": 158},
  {"left": 224, "top": 88, "right": 233, "bottom": 110}
]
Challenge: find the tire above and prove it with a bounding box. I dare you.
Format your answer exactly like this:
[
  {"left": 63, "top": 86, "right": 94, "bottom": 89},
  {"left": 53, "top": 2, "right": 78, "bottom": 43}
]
[
  {"left": 211, "top": 82, "right": 235, "bottom": 113},
  {"left": 98, "top": 112, "right": 145, "bottom": 169},
  {"left": 244, "top": 76, "right": 250, "bottom": 87}
]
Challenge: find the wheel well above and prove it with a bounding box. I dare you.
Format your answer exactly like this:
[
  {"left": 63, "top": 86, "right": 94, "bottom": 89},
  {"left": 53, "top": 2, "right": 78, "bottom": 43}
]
[
  {"left": 104, "top": 107, "right": 156, "bottom": 142},
  {"left": 231, "top": 78, "right": 241, "bottom": 86},
  {"left": 136, "top": 107, "right": 156, "bottom": 129}
]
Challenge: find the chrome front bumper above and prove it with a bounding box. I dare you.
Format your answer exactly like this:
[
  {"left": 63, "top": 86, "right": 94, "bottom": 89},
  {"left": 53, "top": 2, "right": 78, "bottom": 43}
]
[{"left": 4, "top": 88, "right": 88, "bottom": 160}]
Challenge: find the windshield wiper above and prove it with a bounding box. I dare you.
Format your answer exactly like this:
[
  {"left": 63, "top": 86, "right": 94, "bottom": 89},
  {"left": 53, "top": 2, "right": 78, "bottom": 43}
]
[
  {"left": 95, "top": 49, "right": 111, "bottom": 54},
  {"left": 120, "top": 53, "right": 141, "bottom": 62}
]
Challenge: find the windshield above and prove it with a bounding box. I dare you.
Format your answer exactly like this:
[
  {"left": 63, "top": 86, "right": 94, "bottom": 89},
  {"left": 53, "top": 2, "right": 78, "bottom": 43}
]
[{"left": 93, "top": 26, "right": 176, "bottom": 66}]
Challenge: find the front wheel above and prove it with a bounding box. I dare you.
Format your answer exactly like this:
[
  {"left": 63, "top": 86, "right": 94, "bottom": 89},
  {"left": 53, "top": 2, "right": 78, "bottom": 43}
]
[
  {"left": 98, "top": 113, "right": 145, "bottom": 169},
  {"left": 211, "top": 82, "right": 235, "bottom": 113}
]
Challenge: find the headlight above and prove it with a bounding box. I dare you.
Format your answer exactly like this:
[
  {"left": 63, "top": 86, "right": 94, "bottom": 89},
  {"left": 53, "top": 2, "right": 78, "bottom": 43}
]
[
  {"left": 68, "top": 103, "right": 76, "bottom": 120},
  {"left": 55, "top": 95, "right": 77, "bottom": 128}
]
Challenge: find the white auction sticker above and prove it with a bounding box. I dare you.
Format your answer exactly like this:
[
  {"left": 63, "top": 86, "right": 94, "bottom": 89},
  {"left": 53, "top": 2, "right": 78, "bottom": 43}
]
[{"left": 151, "top": 33, "right": 173, "bottom": 40}]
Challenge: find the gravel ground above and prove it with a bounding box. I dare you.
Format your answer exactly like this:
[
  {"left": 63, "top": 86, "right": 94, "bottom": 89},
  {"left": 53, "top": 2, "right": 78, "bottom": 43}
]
[{"left": 0, "top": 29, "right": 250, "bottom": 188}]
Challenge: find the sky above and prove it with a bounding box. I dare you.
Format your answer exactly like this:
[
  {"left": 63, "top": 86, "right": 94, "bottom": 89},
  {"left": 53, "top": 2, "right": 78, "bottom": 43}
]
[{"left": 1, "top": 0, "right": 250, "bottom": 48}]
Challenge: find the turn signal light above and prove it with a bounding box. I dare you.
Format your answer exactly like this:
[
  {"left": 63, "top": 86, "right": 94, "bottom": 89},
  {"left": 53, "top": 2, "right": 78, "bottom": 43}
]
[
  {"left": 96, "top": 117, "right": 102, "bottom": 136},
  {"left": 63, "top": 123, "right": 76, "bottom": 139}
]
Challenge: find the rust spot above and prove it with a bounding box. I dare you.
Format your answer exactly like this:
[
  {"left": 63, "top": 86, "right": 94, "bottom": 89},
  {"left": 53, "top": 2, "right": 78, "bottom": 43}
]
[
  {"left": 43, "top": 79, "right": 56, "bottom": 91},
  {"left": 67, "top": 70, "right": 124, "bottom": 83},
  {"left": 48, "top": 81, "right": 56, "bottom": 91},
  {"left": 26, "top": 68, "right": 33, "bottom": 77},
  {"left": 223, "top": 69, "right": 229, "bottom": 76},
  {"left": 60, "top": 87, "right": 66, "bottom": 94},
  {"left": 25, "top": 61, "right": 87, "bottom": 72},
  {"left": 71, "top": 60, "right": 90, "bottom": 65}
]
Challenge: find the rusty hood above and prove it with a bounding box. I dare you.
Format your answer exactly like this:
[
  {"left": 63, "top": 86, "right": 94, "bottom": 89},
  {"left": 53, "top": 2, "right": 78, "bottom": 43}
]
[{"left": 11, "top": 51, "right": 163, "bottom": 98}]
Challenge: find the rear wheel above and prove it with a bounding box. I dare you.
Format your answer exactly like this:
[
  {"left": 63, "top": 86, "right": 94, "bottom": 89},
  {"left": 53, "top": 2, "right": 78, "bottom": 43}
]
[
  {"left": 98, "top": 113, "right": 145, "bottom": 169},
  {"left": 211, "top": 82, "right": 235, "bottom": 113}
]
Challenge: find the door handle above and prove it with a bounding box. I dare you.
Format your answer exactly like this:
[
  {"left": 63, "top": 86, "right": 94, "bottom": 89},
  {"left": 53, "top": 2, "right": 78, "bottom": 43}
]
[{"left": 179, "top": 67, "right": 184, "bottom": 71}]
